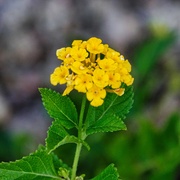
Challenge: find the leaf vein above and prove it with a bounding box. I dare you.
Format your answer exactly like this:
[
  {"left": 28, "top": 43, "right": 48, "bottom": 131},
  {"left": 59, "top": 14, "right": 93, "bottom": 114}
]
[{"left": 46, "top": 96, "right": 76, "bottom": 126}]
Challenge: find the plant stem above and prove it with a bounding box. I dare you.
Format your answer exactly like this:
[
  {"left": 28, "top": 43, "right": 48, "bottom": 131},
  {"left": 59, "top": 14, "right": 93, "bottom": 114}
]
[
  {"left": 71, "top": 143, "right": 82, "bottom": 180},
  {"left": 71, "top": 95, "right": 86, "bottom": 180}
]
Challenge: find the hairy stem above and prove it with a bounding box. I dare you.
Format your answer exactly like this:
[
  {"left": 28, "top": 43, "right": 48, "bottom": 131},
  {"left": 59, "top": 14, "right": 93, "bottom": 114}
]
[{"left": 71, "top": 95, "right": 86, "bottom": 180}]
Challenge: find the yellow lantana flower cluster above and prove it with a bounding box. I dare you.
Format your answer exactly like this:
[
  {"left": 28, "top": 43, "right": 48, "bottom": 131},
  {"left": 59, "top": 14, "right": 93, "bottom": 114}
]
[{"left": 50, "top": 37, "right": 134, "bottom": 107}]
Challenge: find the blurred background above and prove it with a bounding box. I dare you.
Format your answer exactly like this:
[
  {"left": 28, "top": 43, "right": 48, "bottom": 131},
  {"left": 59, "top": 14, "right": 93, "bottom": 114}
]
[{"left": 0, "top": 0, "right": 180, "bottom": 179}]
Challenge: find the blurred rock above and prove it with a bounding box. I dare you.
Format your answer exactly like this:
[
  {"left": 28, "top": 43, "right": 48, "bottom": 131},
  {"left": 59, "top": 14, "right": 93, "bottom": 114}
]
[
  {"left": 0, "top": 92, "right": 11, "bottom": 124},
  {"left": 8, "top": 101, "right": 50, "bottom": 143}
]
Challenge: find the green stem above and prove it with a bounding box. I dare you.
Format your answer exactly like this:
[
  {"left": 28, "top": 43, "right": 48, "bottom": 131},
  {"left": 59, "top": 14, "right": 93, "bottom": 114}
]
[
  {"left": 71, "top": 143, "right": 82, "bottom": 180},
  {"left": 71, "top": 95, "right": 86, "bottom": 180}
]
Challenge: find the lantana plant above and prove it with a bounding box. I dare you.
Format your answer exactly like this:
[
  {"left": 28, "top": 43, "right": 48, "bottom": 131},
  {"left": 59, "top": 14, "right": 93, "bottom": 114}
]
[{"left": 0, "top": 37, "right": 134, "bottom": 179}]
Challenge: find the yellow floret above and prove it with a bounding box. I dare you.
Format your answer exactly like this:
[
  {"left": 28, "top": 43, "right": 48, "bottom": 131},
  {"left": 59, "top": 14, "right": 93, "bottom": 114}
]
[
  {"left": 56, "top": 47, "right": 71, "bottom": 60},
  {"left": 86, "top": 85, "right": 106, "bottom": 107},
  {"left": 98, "top": 58, "right": 117, "bottom": 72},
  {"left": 107, "top": 72, "right": 121, "bottom": 89},
  {"left": 106, "top": 49, "right": 121, "bottom": 63},
  {"left": 63, "top": 57, "right": 74, "bottom": 69},
  {"left": 71, "top": 61, "right": 88, "bottom": 74},
  {"left": 74, "top": 74, "right": 93, "bottom": 93},
  {"left": 92, "top": 68, "right": 109, "bottom": 88},
  {"left": 70, "top": 46, "right": 88, "bottom": 61},
  {"left": 72, "top": 40, "right": 82, "bottom": 47},
  {"left": 50, "top": 66, "right": 69, "bottom": 85},
  {"left": 86, "top": 37, "right": 104, "bottom": 54}
]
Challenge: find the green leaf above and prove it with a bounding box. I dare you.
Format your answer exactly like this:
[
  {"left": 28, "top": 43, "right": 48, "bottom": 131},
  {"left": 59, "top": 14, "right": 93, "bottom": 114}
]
[
  {"left": 0, "top": 146, "right": 64, "bottom": 180},
  {"left": 86, "top": 115, "right": 126, "bottom": 135},
  {"left": 90, "top": 164, "right": 120, "bottom": 180},
  {"left": 46, "top": 119, "right": 69, "bottom": 153},
  {"left": 46, "top": 118, "right": 90, "bottom": 153},
  {"left": 85, "top": 86, "right": 133, "bottom": 135},
  {"left": 39, "top": 88, "right": 78, "bottom": 129},
  {"left": 47, "top": 133, "right": 90, "bottom": 154}
]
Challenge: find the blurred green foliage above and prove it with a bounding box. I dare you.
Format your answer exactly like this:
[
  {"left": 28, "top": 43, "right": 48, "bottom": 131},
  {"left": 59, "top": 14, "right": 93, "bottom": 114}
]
[
  {"left": 0, "top": 130, "right": 16, "bottom": 162},
  {"left": 133, "top": 32, "right": 176, "bottom": 113},
  {"left": 106, "top": 113, "right": 180, "bottom": 180},
  {"left": 0, "top": 129, "right": 35, "bottom": 162}
]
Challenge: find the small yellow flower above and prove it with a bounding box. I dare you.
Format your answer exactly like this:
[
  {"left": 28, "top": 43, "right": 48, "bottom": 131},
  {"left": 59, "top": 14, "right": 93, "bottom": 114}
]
[
  {"left": 107, "top": 72, "right": 121, "bottom": 89},
  {"left": 74, "top": 74, "right": 93, "bottom": 93},
  {"left": 71, "top": 61, "right": 88, "bottom": 74},
  {"left": 56, "top": 47, "right": 71, "bottom": 60},
  {"left": 51, "top": 36, "right": 134, "bottom": 107},
  {"left": 87, "top": 37, "right": 104, "bottom": 54},
  {"left": 50, "top": 66, "right": 69, "bottom": 85},
  {"left": 123, "top": 60, "right": 132, "bottom": 72},
  {"left": 98, "top": 58, "right": 117, "bottom": 72},
  {"left": 92, "top": 68, "right": 109, "bottom": 88},
  {"left": 106, "top": 49, "right": 121, "bottom": 63},
  {"left": 122, "top": 74, "right": 134, "bottom": 86},
  {"left": 63, "top": 57, "right": 74, "bottom": 69},
  {"left": 102, "top": 44, "right": 109, "bottom": 55},
  {"left": 72, "top": 40, "right": 82, "bottom": 47},
  {"left": 70, "top": 46, "right": 88, "bottom": 61},
  {"left": 86, "top": 85, "right": 106, "bottom": 107},
  {"left": 80, "top": 41, "right": 87, "bottom": 49}
]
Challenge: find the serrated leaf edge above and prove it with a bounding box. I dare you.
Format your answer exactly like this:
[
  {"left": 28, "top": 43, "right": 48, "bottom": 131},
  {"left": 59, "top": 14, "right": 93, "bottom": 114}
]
[
  {"left": 0, "top": 147, "right": 61, "bottom": 179},
  {"left": 87, "top": 114, "right": 127, "bottom": 135},
  {"left": 45, "top": 119, "right": 69, "bottom": 153},
  {"left": 90, "top": 163, "right": 120, "bottom": 180},
  {"left": 39, "top": 88, "right": 78, "bottom": 129}
]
